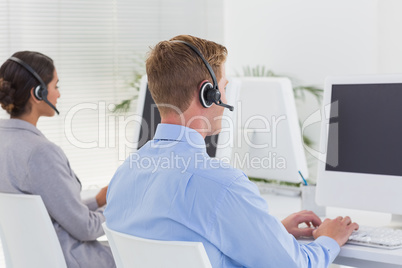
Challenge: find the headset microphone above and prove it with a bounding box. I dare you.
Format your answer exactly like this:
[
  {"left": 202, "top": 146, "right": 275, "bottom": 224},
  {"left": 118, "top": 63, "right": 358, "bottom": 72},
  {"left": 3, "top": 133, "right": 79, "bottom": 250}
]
[
  {"left": 8, "top": 57, "right": 60, "bottom": 115},
  {"left": 216, "top": 101, "right": 234, "bottom": 111},
  {"left": 172, "top": 40, "right": 234, "bottom": 112}
]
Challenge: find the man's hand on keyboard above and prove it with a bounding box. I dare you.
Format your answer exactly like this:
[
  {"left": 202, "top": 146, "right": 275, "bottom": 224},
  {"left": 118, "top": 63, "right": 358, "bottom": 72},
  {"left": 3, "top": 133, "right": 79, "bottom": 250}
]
[
  {"left": 313, "top": 216, "right": 359, "bottom": 247},
  {"left": 281, "top": 210, "right": 322, "bottom": 238}
]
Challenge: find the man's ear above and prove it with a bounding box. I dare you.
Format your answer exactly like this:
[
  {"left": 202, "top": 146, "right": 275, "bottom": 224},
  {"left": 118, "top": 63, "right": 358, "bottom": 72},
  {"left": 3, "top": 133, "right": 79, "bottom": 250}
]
[{"left": 30, "top": 87, "right": 41, "bottom": 104}]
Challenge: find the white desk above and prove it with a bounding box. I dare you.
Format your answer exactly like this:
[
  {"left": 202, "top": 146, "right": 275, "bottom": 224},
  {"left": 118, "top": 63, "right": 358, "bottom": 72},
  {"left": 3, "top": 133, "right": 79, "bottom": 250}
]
[{"left": 261, "top": 192, "right": 402, "bottom": 268}]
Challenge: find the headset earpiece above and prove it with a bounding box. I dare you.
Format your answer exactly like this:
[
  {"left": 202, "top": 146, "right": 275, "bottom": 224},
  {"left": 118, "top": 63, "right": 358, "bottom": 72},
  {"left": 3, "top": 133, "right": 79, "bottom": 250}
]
[
  {"left": 34, "top": 85, "right": 44, "bottom": 100},
  {"left": 199, "top": 80, "right": 221, "bottom": 108}
]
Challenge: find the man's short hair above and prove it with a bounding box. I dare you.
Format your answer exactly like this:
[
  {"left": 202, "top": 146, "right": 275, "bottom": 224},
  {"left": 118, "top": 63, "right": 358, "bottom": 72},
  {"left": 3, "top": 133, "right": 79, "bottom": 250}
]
[{"left": 146, "top": 35, "right": 227, "bottom": 116}]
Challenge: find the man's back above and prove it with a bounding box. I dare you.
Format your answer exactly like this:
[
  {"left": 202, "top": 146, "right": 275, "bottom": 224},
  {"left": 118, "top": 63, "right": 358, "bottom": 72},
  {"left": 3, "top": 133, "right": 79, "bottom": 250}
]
[
  {"left": 105, "top": 124, "right": 339, "bottom": 268},
  {"left": 106, "top": 124, "right": 248, "bottom": 266}
]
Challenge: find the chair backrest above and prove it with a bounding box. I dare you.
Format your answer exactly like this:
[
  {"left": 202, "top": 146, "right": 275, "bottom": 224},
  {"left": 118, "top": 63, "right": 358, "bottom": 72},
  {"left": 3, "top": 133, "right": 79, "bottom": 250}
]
[
  {"left": 0, "top": 193, "right": 67, "bottom": 268},
  {"left": 102, "top": 223, "right": 212, "bottom": 268}
]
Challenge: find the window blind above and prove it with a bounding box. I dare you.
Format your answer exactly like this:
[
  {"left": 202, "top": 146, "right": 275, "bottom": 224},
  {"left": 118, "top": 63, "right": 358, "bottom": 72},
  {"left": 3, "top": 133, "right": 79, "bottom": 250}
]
[{"left": 0, "top": 0, "right": 224, "bottom": 189}]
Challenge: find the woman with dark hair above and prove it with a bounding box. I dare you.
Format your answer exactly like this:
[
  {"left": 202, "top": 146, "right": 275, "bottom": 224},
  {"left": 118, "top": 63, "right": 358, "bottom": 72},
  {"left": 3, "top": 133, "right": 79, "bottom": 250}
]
[{"left": 0, "top": 51, "right": 115, "bottom": 268}]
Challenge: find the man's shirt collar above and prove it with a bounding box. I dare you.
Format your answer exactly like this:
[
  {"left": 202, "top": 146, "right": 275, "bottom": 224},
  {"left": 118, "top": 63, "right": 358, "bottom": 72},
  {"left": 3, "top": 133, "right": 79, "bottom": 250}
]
[{"left": 153, "top": 123, "right": 206, "bottom": 149}]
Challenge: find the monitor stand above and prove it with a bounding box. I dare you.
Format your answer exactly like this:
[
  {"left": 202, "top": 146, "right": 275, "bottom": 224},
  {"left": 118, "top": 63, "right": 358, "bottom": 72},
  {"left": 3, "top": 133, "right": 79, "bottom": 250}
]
[{"left": 389, "top": 214, "right": 402, "bottom": 229}]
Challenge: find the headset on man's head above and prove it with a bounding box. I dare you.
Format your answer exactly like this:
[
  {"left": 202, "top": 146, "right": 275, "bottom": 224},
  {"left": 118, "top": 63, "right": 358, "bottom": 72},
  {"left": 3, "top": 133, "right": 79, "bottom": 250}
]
[{"left": 172, "top": 40, "right": 234, "bottom": 112}]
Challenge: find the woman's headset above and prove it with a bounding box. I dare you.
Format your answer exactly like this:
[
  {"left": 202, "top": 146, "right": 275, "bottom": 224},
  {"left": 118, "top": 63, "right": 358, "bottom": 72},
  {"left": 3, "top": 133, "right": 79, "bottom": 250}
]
[
  {"left": 172, "top": 40, "right": 234, "bottom": 112},
  {"left": 8, "top": 56, "right": 59, "bottom": 115}
]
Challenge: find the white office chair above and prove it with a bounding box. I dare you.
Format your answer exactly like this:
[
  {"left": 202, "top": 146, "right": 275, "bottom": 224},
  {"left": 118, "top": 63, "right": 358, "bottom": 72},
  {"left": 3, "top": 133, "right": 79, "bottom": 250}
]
[
  {"left": 102, "top": 223, "right": 212, "bottom": 268},
  {"left": 0, "top": 193, "right": 67, "bottom": 268}
]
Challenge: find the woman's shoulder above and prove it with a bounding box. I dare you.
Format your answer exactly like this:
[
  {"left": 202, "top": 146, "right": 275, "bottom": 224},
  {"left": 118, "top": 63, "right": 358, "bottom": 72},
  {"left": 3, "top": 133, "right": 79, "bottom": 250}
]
[
  {"left": 29, "top": 136, "right": 66, "bottom": 161},
  {"left": 1, "top": 119, "right": 65, "bottom": 159}
]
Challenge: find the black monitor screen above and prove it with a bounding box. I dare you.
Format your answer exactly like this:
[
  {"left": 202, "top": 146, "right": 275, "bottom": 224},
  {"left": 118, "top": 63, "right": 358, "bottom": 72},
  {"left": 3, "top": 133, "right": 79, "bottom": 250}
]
[
  {"left": 138, "top": 86, "right": 219, "bottom": 157},
  {"left": 326, "top": 83, "right": 402, "bottom": 176}
]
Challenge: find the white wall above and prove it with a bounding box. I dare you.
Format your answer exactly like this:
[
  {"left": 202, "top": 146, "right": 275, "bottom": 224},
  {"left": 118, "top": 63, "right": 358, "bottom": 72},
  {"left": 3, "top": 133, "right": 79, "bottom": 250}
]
[
  {"left": 224, "top": 0, "right": 379, "bottom": 82},
  {"left": 224, "top": 0, "right": 402, "bottom": 179},
  {"left": 378, "top": 0, "right": 402, "bottom": 73}
]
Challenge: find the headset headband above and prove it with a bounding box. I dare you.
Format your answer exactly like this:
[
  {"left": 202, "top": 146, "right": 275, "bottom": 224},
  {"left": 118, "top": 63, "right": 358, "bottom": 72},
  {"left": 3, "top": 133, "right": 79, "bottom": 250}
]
[
  {"left": 171, "top": 40, "right": 219, "bottom": 87},
  {"left": 9, "top": 57, "right": 48, "bottom": 90}
]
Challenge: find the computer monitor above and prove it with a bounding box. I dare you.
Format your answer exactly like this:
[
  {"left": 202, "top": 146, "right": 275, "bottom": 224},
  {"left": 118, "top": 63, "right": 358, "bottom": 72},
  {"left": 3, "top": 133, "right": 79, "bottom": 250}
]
[
  {"left": 316, "top": 75, "right": 402, "bottom": 223},
  {"left": 230, "top": 77, "right": 309, "bottom": 184},
  {"left": 133, "top": 75, "right": 240, "bottom": 159}
]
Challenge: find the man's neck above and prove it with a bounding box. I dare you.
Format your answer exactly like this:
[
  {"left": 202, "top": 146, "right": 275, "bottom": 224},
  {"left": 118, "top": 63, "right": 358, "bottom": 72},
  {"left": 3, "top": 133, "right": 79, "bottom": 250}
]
[{"left": 161, "top": 113, "right": 209, "bottom": 139}]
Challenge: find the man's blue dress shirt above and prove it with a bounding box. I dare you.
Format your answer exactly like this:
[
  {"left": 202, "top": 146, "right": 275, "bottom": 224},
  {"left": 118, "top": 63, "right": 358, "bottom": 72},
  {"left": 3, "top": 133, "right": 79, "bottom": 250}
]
[{"left": 105, "top": 123, "right": 339, "bottom": 267}]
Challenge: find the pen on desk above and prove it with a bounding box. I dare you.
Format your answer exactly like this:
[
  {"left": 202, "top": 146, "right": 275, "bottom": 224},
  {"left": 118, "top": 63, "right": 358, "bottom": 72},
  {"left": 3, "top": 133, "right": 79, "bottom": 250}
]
[{"left": 298, "top": 171, "right": 308, "bottom": 186}]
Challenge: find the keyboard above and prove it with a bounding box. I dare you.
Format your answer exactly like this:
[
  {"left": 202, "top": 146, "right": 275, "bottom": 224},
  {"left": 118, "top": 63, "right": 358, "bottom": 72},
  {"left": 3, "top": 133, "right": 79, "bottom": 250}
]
[{"left": 347, "top": 225, "right": 402, "bottom": 249}]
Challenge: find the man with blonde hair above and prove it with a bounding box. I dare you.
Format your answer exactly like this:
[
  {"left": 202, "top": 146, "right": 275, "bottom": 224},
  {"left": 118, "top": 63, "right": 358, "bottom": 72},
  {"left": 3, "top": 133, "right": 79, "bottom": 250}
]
[{"left": 105, "top": 35, "right": 358, "bottom": 267}]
